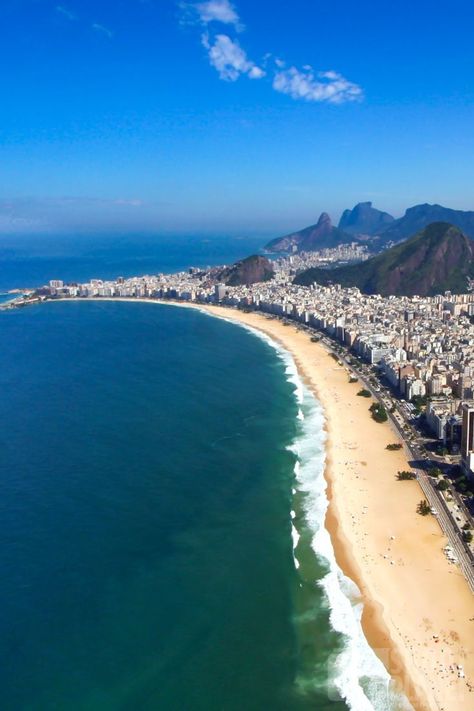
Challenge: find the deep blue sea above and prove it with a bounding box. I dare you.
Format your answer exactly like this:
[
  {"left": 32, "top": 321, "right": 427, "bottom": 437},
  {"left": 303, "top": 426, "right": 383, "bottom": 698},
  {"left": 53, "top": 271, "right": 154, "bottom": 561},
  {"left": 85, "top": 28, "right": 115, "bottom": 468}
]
[
  {"left": 0, "top": 235, "right": 411, "bottom": 710},
  {"left": 0, "top": 233, "right": 266, "bottom": 292}
]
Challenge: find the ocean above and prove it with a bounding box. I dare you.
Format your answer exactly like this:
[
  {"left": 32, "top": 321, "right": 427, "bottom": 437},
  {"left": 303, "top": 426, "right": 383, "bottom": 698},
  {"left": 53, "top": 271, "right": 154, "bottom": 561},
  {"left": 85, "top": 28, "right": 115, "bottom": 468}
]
[
  {"left": 0, "top": 235, "right": 411, "bottom": 710},
  {"left": 0, "top": 232, "right": 267, "bottom": 292}
]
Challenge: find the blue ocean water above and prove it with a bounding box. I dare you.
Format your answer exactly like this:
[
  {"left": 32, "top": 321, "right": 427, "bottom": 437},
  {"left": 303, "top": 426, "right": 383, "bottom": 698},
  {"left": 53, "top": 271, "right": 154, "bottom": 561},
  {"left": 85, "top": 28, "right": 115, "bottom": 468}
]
[
  {"left": 0, "top": 236, "right": 412, "bottom": 710},
  {"left": 0, "top": 232, "right": 266, "bottom": 291},
  {"left": 0, "top": 301, "right": 328, "bottom": 710}
]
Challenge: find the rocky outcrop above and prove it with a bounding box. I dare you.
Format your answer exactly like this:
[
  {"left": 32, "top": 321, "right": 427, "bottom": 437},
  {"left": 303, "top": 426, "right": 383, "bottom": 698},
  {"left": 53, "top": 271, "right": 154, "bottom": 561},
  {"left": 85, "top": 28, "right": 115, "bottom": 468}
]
[
  {"left": 338, "top": 202, "right": 394, "bottom": 235},
  {"left": 216, "top": 255, "right": 275, "bottom": 286},
  {"left": 266, "top": 212, "right": 352, "bottom": 253}
]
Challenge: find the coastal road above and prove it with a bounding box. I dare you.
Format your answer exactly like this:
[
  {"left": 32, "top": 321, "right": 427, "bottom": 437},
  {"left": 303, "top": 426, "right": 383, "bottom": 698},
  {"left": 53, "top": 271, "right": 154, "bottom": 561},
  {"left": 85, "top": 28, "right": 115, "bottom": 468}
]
[
  {"left": 361, "top": 372, "right": 474, "bottom": 593},
  {"left": 414, "top": 464, "right": 474, "bottom": 593},
  {"left": 315, "top": 335, "right": 474, "bottom": 594}
]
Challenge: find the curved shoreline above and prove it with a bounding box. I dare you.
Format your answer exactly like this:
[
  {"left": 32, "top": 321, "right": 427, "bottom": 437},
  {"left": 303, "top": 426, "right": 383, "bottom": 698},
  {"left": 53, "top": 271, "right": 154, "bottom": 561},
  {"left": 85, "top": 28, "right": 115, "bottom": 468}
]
[{"left": 49, "top": 298, "right": 474, "bottom": 711}]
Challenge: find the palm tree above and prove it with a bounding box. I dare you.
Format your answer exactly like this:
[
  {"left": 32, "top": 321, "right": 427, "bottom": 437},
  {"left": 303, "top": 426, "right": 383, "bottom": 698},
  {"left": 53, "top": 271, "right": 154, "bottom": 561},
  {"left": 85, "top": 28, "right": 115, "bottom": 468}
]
[{"left": 417, "top": 500, "right": 431, "bottom": 516}]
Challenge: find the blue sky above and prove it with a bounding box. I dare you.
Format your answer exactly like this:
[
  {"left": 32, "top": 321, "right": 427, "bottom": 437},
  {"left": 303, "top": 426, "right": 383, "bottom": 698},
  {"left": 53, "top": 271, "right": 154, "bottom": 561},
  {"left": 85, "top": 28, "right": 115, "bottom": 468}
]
[{"left": 1, "top": 0, "right": 474, "bottom": 236}]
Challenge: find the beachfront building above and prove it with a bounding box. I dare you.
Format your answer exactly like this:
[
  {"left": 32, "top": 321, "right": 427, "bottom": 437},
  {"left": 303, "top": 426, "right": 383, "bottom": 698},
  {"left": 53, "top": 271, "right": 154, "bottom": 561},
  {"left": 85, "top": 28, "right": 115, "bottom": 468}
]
[{"left": 461, "top": 402, "right": 474, "bottom": 479}]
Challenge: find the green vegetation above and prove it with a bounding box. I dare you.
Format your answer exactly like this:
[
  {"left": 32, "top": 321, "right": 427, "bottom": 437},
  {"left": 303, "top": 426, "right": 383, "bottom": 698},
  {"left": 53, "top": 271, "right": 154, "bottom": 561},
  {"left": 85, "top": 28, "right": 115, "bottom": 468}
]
[
  {"left": 386, "top": 443, "right": 402, "bottom": 451},
  {"left": 454, "top": 476, "right": 468, "bottom": 493},
  {"left": 417, "top": 500, "right": 432, "bottom": 516},
  {"left": 369, "top": 402, "right": 388, "bottom": 423},
  {"left": 357, "top": 389, "right": 371, "bottom": 398},
  {"left": 429, "top": 467, "right": 442, "bottom": 478},
  {"left": 397, "top": 470, "right": 416, "bottom": 480},
  {"left": 436, "top": 479, "right": 449, "bottom": 491},
  {"left": 462, "top": 530, "right": 473, "bottom": 544},
  {"left": 310, "top": 336, "right": 321, "bottom": 343},
  {"left": 349, "top": 376, "right": 358, "bottom": 383},
  {"left": 293, "top": 223, "right": 474, "bottom": 297},
  {"left": 410, "top": 394, "right": 428, "bottom": 414},
  {"left": 329, "top": 352, "right": 340, "bottom": 361}
]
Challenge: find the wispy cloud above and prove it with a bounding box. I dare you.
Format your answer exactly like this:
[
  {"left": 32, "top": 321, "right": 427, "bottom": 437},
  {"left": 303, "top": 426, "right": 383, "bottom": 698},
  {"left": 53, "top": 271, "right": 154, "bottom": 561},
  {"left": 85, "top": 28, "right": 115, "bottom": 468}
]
[
  {"left": 180, "top": 1, "right": 363, "bottom": 105},
  {"left": 196, "top": 0, "right": 240, "bottom": 26},
  {"left": 181, "top": 0, "right": 241, "bottom": 29},
  {"left": 202, "top": 33, "right": 264, "bottom": 81},
  {"left": 0, "top": 196, "right": 149, "bottom": 234},
  {"left": 56, "top": 5, "right": 77, "bottom": 21},
  {"left": 0, "top": 196, "right": 146, "bottom": 215},
  {"left": 92, "top": 22, "right": 113, "bottom": 39},
  {"left": 273, "top": 67, "right": 363, "bottom": 104}
]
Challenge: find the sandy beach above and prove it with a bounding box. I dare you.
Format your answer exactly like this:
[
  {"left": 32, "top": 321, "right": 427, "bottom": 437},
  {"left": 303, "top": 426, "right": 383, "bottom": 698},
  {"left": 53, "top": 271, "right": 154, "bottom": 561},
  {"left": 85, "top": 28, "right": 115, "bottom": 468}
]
[
  {"left": 184, "top": 303, "right": 474, "bottom": 711},
  {"left": 57, "top": 297, "right": 474, "bottom": 710}
]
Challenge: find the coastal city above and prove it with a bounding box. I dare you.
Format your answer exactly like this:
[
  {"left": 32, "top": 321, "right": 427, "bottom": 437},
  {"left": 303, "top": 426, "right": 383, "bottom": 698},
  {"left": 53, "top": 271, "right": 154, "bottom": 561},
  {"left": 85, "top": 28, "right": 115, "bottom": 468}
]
[
  {"left": 5, "top": 243, "right": 474, "bottom": 594},
  {"left": 5, "top": 3, "right": 474, "bottom": 710}
]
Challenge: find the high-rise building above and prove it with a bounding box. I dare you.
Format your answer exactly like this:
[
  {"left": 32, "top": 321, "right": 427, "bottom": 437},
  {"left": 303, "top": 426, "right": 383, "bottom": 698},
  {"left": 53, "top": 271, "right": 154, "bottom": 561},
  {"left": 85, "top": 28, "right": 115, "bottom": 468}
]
[
  {"left": 49, "top": 280, "right": 63, "bottom": 289},
  {"left": 215, "top": 284, "right": 226, "bottom": 302},
  {"left": 461, "top": 402, "right": 474, "bottom": 478}
]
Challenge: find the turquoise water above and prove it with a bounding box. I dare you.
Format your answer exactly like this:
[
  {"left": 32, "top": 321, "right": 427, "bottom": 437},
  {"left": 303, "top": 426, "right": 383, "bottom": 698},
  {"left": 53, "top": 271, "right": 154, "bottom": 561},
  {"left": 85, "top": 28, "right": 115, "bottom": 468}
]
[{"left": 0, "top": 300, "right": 351, "bottom": 710}]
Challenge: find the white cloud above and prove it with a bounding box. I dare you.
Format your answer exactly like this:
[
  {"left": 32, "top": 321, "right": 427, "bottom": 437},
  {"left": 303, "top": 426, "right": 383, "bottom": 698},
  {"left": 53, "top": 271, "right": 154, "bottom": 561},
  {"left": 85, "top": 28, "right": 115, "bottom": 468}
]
[
  {"left": 92, "top": 22, "right": 113, "bottom": 39},
  {"left": 202, "top": 33, "right": 265, "bottom": 81},
  {"left": 56, "top": 5, "right": 76, "bottom": 21},
  {"left": 196, "top": 0, "right": 240, "bottom": 26},
  {"left": 179, "top": 1, "right": 364, "bottom": 103},
  {"left": 273, "top": 66, "right": 363, "bottom": 104},
  {"left": 180, "top": 0, "right": 242, "bottom": 29},
  {"left": 248, "top": 65, "right": 265, "bottom": 79}
]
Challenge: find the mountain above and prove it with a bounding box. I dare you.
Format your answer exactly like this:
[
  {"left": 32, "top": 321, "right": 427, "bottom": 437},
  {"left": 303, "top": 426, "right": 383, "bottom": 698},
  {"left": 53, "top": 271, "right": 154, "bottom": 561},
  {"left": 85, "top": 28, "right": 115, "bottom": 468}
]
[
  {"left": 215, "top": 255, "right": 275, "bottom": 286},
  {"left": 338, "top": 202, "right": 394, "bottom": 235},
  {"left": 266, "top": 212, "right": 352, "bottom": 253},
  {"left": 379, "top": 204, "right": 474, "bottom": 244},
  {"left": 266, "top": 202, "right": 474, "bottom": 255},
  {"left": 293, "top": 222, "right": 474, "bottom": 296}
]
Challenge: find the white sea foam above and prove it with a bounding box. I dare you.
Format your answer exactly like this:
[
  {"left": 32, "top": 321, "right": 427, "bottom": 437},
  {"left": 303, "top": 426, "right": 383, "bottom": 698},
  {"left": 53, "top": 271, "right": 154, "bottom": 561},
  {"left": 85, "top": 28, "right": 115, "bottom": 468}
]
[
  {"left": 286, "top": 370, "right": 414, "bottom": 711},
  {"left": 291, "top": 522, "right": 301, "bottom": 569},
  {"left": 230, "top": 325, "right": 413, "bottom": 711},
  {"left": 189, "top": 309, "right": 413, "bottom": 711}
]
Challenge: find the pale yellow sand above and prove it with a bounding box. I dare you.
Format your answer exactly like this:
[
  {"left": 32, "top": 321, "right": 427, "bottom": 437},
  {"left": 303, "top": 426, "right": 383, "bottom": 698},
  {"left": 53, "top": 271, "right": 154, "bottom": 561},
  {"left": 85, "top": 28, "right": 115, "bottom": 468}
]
[
  {"left": 62, "top": 298, "right": 474, "bottom": 710},
  {"left": 193, "top": 304, "right": 474, "bottom": 711}
]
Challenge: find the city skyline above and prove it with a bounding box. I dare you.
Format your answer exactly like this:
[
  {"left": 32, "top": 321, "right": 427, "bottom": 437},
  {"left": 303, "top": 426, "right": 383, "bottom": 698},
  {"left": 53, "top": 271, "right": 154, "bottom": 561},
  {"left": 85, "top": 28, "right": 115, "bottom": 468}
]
[{"left": 2, "top": 0, "right": 474, "bottom": 235}]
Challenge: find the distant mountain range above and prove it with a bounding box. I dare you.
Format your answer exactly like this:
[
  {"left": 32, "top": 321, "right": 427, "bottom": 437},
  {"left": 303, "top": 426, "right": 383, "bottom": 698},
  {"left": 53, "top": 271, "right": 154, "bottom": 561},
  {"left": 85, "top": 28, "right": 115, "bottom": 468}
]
[
  {"left": 293, "top": 222, "right": 474, "bottom": 296},
  {"left": 338, "top": 201, "right": 394, "bottom": 236},
  {"left": 265, "top": 212, "right": 351, "bottom": 252},
  {"left": 377, "top": 203, "right": 474, "bottom": 245},
  {"left": 265, "top": 202, "right": 474, "bottom": 253}
]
